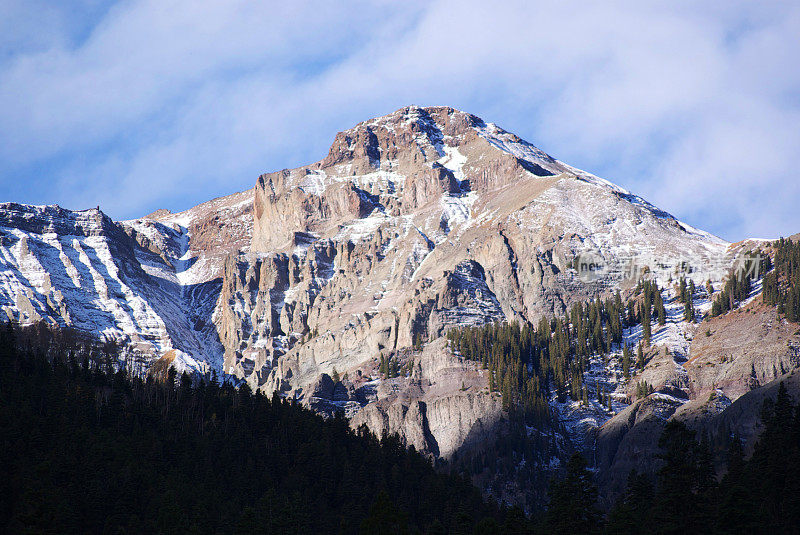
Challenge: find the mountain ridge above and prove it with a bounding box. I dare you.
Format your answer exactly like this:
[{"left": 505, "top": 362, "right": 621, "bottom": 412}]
[{"left": 2, "top": 105, "right": 796, "bottom": 510}]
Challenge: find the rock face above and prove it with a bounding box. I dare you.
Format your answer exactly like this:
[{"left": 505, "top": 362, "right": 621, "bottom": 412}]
[
  {"left": 686, "top": 302, "right": 800, "bottom": 400},
  {"left": 7, "top": 105, "right": 796, "bottom": 508},
  {"left": 0, "top": 202, "right": 211, "bottom": 363},
  {"left": 236, "top": 106, "right": 729, "bottom": 406},
  {"left": 347, "top": 338, "right": 505, "bottom": 458},
  {"left": 594, "top": 368, "right": 800, "bottom": 506},
  {"left": 594, "top": 393, "right": 687, "bottom": 501}
]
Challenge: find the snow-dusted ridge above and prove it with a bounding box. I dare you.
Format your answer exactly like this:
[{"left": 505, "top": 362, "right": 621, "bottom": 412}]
[{"left": 0, "top": 190, "right": 257, "bottom": 371}]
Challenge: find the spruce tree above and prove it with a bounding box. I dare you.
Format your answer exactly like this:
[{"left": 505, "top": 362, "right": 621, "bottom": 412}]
[
  {"left": 627, "top": 301, "right": 637, "bottom": 326},
  {"left": 655, "top": 291, "right": 666, "bottom": 326},
  {"left": 637, "top": 342, "right": 645, "bottom": 370},
  {"left": 413, "top": 333, "right": 422, "bottom": 351},
  {"left": 622, "top": 344, "right": 631, "bottom": 379},
  {"left": 605, "top": 471, "right": 654, "bottom": 535},
  {"left": 379, "top": 354, "right": 388, "bottom": 378},
  {"left": 716, "top": 435, "right": 759, "bottom": 534}
]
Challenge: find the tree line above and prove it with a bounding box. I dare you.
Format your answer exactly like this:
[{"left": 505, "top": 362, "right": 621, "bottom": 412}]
[
  {"left": 763, "top": 237, "right": 800, "bottom": 322},
  {"left": 447, "top": 244, "right": 796, "bottom": 428},
  {"left": 446, "top": 282, "right": 671, "bottom": 426}
]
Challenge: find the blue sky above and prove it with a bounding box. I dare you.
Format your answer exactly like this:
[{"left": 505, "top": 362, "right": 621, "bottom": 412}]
[{"left": 1, "top": 1, "right": 799, "bottom": 240}]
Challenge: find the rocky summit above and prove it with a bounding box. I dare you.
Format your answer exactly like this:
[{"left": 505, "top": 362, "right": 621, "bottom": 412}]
[{"left": 2, "top": 105, "right": 798, "bottom": 507}]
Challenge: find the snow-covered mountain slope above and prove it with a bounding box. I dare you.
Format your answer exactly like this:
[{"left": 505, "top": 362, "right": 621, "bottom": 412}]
[{"left": 0, "top": 188, "right": 253, "bottom": 371}]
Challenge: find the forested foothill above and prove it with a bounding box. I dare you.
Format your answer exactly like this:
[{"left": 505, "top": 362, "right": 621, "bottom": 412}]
[{"left": 0, "top": 322, "right": 528, "bottom": 534}]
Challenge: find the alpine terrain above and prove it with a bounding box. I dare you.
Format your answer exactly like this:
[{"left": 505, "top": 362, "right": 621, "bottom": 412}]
[{"left": 2, "top": 106, "right": 799, "bottom": 513}]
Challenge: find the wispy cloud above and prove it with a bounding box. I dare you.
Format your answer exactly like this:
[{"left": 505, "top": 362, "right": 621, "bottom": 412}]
[{"left": 0, "top": 0, "right": 798, "bottom": 240}]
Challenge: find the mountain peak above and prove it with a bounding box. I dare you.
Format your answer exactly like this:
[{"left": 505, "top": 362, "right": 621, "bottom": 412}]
[
  {"left": 321, "top": 105, "right": 558, "bottom": 174},
  {"left": 251, "top": 105, "right": 726, "bottom": 257},
  {"left": 354, "top": 105, "right": 484, "bottom": 131}
]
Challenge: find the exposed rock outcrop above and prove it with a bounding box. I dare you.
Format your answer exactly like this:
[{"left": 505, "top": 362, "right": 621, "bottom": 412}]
[
  {"left": 686, "top": 302, "right": 800, "bottom": 400},
  {"left": 594, "top": 297, "right": 800, "bottom": 505}
]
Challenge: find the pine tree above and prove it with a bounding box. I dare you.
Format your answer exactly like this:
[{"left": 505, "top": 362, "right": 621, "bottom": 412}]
[
  {"left": 605, "top": 470, "right": 654, "bottom": 535},
  {"left": 637, "top": 342, "right": 645, "bottom": 370},
  {"left": 360, "top": 490, "right": 410, "bottom": 534},
  {"left": 502, "top": 374, "right": 512, "bottom": 411},
  {"left": 622, "top": 344, "right": 632, "bottom": 379},
  {"left": 627, "top": 301, "right": 637, "bottom": 326},
  {"left": 379, "top": 354, "right": 388, "bottom": 378},
  {"left": 684, "top": 299, "right": 695, "bottom": 322},
  {"left": 653, "top": 420, "right": 711, "bottom": 532},
  {"left": 635, "top": 380, "right": 653, "bottom": 399},
  {"left": 655, "top": 291, "right": 666, "bottom": 326},
  {"left": 716, "top": 434, "right": 759, "bottom": 534}
]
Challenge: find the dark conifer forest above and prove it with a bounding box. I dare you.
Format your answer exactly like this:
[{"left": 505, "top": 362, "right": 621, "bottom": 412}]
[{"left": 0, "top": 323, "right": 525, "bottom": 534}]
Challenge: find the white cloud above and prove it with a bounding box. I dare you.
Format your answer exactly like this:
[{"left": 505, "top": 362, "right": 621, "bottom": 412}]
[{"left": 0, "top": 0, "right": 798, "bottom": 240}]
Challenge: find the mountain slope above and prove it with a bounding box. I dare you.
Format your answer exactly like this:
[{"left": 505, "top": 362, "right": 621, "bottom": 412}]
[
  {"left": 240, "top": 105, "right": 729, "bottom": 385},
  {"left": 0, "top": 188, "right": 256, "bottom": 373},
  {"left": 220, "top": 106, "right": 735, "bottom": 458},
  {"left": 3, "top": 105, "right": 797, "bottom": 509}
]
